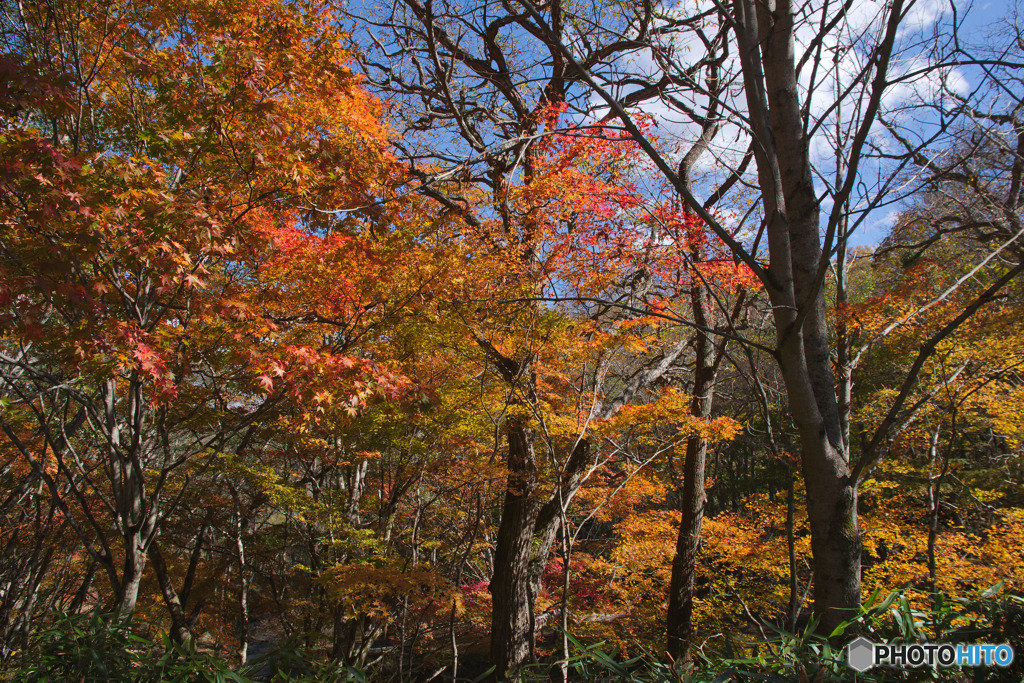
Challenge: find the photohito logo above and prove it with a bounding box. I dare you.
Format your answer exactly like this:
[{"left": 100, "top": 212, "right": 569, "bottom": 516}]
[{"left": 847, "top": 637, "right": 1015, "bottom": 672}]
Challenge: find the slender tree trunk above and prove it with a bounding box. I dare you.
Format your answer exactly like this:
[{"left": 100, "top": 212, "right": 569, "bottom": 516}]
[
  {"left": 927, "top": 412, "right": 956, "bottom": 589},
  {"left": 68, "top": 560, "right": 98, "bottom": 613},
  {"left": 229, "top": 487, "right": 250, "bottom": 665},
  {"left": 926, "top": 425, "right": 943, "bottom": 587},
  {"left": 148, "top": 541, "right": 192, "bottom": 644},
  {"left": 786, "top": 468, "right": 799, "bottom": 631},
  {"left": 449, "top": 598, "right": 460, "bottom": 681},
  {"left": 666, "top": 326, "right": 716, "bottom": 663},
  {"left": 489, "top": 416, "right": 539, "bottom": 680}
]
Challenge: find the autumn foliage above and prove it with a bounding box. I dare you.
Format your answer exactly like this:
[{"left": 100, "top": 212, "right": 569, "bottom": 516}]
[{"left": 0, "top": 0, "right": 1022, "bottom": 678}]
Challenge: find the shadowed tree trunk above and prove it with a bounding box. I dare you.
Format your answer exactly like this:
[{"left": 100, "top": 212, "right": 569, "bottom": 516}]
[
  {"left": 666, "top": 333, "right": 716, "bottom": 663},
  {"left": 489, "top": 416, "right": 539, "bottom": 678},
  {"left": 148, "top": 541, "right": 191, "bottom": 645}
]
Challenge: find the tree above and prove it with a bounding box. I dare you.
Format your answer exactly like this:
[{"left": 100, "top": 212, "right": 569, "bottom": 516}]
[
  {"left": 849, "top": 194, "right": 1024, "bottom": 591},
  {"left": 354, "top": 6, "right": 753, "bottom": 662},
  {"left": 355, "top": 1, "right": 767, "bottom": 669},
  {"left": 0, "top": 0, "right": 406, "bottom": 645},
  {"left": 441, "top": 112, "right": 732, "bottom": 677}
]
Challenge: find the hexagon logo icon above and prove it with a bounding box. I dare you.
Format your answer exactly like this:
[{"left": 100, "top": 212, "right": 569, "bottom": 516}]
[{"left": 847, "top": 636, "right": 875, "bottom": 672}]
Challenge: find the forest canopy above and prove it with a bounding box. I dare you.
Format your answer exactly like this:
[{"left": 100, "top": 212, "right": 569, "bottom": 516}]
[{"left": 1, "top": 0, "right": 1023, "bottom": 680}]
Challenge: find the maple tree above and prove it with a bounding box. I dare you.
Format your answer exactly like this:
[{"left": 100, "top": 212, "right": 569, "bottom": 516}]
[
  {"left": 356, "top": 2, "right": 763, "bottom": 664},
  {"left": 441, "top": 109, "right": 724, "bottom": 677},
  {"left": 0, "top": 0, "right": 424, "bottom": 651}
]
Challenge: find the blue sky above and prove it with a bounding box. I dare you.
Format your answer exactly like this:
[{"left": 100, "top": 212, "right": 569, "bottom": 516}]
[{"left": 346, "top": 0, "right": 1020, "bottom": 255}]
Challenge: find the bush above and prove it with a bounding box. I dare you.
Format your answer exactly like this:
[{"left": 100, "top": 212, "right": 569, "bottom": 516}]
[
  {"left": 11, "top": 609, "right": 140, "bottom": 682},
  {"left": 2, "top": 610, "right": 363, "bottom": 683}
]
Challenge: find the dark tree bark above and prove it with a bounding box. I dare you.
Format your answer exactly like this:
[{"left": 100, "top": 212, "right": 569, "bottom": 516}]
[
  {"left": 489, "top": 416, "right": 539, "bottom": 678},
  {"left": 147, "top": 541, "right": 192, "bottom": 645},
  {"left": 666, "top": 335, "right": 715, "bottom": 662}
]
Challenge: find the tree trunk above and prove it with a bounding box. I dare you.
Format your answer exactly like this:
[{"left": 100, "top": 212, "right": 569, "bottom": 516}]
[
  {"left": 926, "top": 425, "right": 942, "bottom": 587},
  {"left": 236, "top": 511, "right": 250, "bottom": 664},
  {"left": 666, "top": 322, "right": 716, "bottom": 663},
  {"left": 803, "top": 461, "right": 860, "bottom": 634},
  {"left": 733, "top": 0, "right": 863, "bottom": 634},
  {"left": 148, "top": 541, "right": 192, "bottom": 644},
  {"left": 786, "top": 468, "right": 800, "bottom": 631},
  {"left": 115, "top": 528, "right": 148, "bottom": 616},
  {"left": 489, "top": 416, "right": 539, "bottom": 680},
  {"left": 68, "top": 560, "right": 98, "bottom": 614},
  {"left": 226, "top": 483, "right": 250, "bottom": 663}
]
